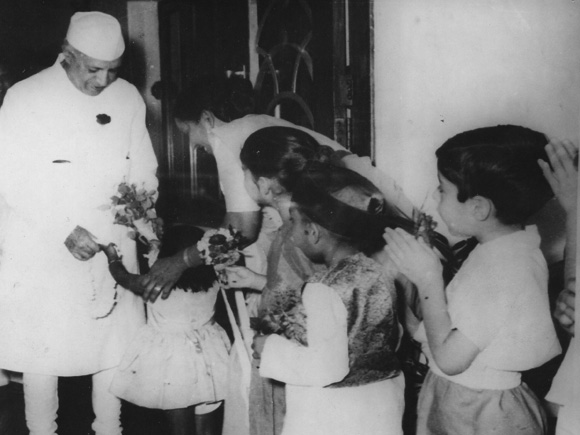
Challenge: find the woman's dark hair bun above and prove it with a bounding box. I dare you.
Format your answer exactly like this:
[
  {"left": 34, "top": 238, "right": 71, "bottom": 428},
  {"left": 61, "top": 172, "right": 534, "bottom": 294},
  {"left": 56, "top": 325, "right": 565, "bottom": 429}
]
[{"left": 313, "top": 145, "right": 336, "bottom": 166}]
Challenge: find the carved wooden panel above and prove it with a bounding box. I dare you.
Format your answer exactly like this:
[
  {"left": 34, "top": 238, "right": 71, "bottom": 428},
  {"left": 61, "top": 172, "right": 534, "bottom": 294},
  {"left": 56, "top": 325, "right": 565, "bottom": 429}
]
[{"left": 253, "top": 0, "right": 371, "bottom": 156}]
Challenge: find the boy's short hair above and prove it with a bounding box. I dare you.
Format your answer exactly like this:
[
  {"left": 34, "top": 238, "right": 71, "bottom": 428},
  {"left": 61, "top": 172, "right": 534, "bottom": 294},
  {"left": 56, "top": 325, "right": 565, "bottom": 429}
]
[{"left": 436, "top": 125, "right": 554, "bottom": 225}]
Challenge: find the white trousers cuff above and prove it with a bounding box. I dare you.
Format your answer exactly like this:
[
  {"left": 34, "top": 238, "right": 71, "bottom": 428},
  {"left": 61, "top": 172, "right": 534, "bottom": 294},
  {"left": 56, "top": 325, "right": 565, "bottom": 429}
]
[
  {"left": 91, "top": 368, "right": 122, "bottom": 435},
  {"left": 23, "top": 372, "right": 59, "bottom": 435}
]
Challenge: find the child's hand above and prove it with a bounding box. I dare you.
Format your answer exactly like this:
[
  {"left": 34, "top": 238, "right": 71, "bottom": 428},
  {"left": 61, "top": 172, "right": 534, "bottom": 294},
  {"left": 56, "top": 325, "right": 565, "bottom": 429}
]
[
  {"left": 383, "top": 227, "right": 443, "bottom": 289},
  {"left": 539, "top": 138, "right": 578, "bottom": 214},
  {"left": 99, "top": 243, "right": 120, "bottom": 263},
  {"left": 224, "top": 266, "right": 266, "bottom": 291},
  {"left": 554, "top": 280, "right": 575, "bottom": 336},
  {"left": 371, "top": 248, "right": 392, "bottom": 267},
  {"left": 252, "top": 333, "right": 269, "bottom": 361}
]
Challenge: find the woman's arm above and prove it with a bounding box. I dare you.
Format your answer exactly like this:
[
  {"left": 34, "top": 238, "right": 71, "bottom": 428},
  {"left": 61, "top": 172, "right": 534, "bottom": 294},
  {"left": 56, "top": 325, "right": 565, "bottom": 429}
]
[{"left": 223, "top": 210, "right": 261, "bottom": 245}]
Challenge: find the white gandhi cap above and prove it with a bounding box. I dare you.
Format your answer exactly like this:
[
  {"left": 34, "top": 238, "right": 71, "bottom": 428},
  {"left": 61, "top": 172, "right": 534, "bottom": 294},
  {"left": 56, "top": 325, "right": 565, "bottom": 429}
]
[{"left": 66, "top": 11, "right": 125, "bottom": 61}]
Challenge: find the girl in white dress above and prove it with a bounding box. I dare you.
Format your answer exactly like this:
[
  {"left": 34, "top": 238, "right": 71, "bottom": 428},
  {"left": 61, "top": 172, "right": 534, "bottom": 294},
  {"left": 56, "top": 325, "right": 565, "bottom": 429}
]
[{"left": 102, "top": 225, "right": 231, "bottom": 435}]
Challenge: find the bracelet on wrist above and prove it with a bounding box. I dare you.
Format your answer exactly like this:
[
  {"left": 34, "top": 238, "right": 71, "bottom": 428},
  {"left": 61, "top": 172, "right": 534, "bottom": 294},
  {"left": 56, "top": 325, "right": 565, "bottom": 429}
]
[
  {"left": 108, "top": 258, "right": 123, "bottom": 266},
  {"left": 183, "top": 248, "right": 194, "bottom": 268}
]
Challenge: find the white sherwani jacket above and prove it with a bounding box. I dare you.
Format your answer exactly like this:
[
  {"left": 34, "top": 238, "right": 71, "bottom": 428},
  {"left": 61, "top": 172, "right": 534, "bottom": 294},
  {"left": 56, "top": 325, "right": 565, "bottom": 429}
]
[{"left": 0, "top": 56, "right": 158, "bottom": 375}]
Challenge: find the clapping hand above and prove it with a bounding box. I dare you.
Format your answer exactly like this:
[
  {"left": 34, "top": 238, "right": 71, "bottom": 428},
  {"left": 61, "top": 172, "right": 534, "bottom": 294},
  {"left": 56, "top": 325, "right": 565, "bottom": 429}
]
[{"left": 383, "top": 227, "right": 443, "bottom": 289}]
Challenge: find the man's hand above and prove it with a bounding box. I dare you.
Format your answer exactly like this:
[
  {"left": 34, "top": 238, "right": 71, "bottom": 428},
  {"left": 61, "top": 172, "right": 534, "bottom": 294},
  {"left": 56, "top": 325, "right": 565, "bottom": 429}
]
[
  {"left": 64, "top": 226, "right": 100, "bottom": 261},
  {"left": 139, "top": 253, "right": 188, "bottom": 303}
]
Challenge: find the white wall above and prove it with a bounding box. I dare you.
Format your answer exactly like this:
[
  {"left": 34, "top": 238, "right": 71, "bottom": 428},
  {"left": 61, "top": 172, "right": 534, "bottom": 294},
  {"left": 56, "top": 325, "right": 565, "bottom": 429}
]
[{"left": 374, "top": 0, "right": 580, "bottom": 258}]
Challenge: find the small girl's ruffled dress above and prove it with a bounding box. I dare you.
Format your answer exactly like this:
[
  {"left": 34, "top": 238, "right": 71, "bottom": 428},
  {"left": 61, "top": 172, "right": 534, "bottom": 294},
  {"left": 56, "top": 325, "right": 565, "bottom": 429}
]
[{"left": 110, "top": 283, "right": 231, "bottom": 410}]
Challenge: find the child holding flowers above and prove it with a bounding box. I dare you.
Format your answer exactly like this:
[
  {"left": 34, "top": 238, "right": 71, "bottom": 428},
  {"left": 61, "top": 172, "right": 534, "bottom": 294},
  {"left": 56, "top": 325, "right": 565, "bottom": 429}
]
[
  {"left": 383, "top": 125, "right": 562, "bottom": 435},
  {"left": 223, "top": 127, "right": 332, "bottom": 435},
  {"left": 225, "top": 126, "right": 443, "bottom": 435},
  {"left": 101, "top": 224, "right": 232, "bottom": 435},
  {"left": 250, "top": 164, "right": 412, "bottom": 435}
]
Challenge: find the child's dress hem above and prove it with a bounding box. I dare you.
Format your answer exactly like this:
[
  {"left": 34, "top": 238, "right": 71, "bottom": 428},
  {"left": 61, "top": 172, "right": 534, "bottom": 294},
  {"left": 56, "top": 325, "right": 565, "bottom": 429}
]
[{"left": 110, "top": 286, "right": 231, "bottom": 410}]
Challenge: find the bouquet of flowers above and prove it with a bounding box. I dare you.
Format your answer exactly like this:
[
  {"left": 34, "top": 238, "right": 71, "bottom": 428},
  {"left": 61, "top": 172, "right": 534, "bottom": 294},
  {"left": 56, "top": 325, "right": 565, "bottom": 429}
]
[
  {"left": 412, "top": 209, "right": 438, "bottom": 245},
  {"left": 255, "top": 291, "right": 308, "bottom": 346},
  {"left": 110, "top": 182, "right": 160, "bottom": 242},
  {"left": 198, "top": 226, "right": 254, "bottom": 367},
  {"left": 90, "top": 183, "right": 161, "bottom": 319},
  {"left": 106, "top": 182, "right": 162, "bottom": 264},
  {"left": 410, "top": 208, "right": 460, "bottom": 284},
  {"left": 197, "top": 226, "right": 246, "bottom": 283}
]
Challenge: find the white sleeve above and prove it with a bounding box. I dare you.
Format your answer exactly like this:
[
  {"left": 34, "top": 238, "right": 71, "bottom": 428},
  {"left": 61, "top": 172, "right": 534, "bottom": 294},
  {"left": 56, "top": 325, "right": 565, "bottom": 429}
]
[
  {"left": 295, "top": 124, "right": 417, "bottom": 218},
  {"left": 259, "top": 283, "right": 350, "bottom": 386},
  {"left": 210, "top": 132, "right": 259, "bottom": 213}
]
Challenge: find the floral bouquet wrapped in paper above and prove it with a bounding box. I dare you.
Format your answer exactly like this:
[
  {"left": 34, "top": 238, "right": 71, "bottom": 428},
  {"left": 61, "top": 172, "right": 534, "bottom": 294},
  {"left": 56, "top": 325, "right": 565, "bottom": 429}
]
[
  {"left": 412, "top": 209, "right": 438, "bottom": 246},
  {"left": 255, "top": 291, "right": 308, "bottom": 346},
  {"left": 107, "top": 182, "right": 162, "bottom": 264},
  {"left": 197, "top": 226, "right": 246, "bottom": 283}
]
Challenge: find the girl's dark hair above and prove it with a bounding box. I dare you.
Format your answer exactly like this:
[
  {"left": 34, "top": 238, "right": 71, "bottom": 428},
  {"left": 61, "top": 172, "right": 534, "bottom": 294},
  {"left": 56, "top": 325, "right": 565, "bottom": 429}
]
[
  {"left": 292, "top": 165, "right": 412, "bottom": 254},
  {"left": 159, "top": 225, "right": 216, "bottom": 292},
  {"left": 436, "top": 125, "right": 554, "bottom": 225},
  {"left": 240, "top": 126, "right": 334, "bottom": 193},
  {"left": 173, "top": 74, "right": 255, "bottom": 123}
]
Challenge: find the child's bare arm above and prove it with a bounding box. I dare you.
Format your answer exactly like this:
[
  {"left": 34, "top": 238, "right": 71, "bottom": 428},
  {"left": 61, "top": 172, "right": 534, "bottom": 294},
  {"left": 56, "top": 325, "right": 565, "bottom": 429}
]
[
  {"left": 224, "top": 266, "right": 267, "bottom": 291},
  {"left": 100, "top": 244, "right": 146, "bottom": 297},
  {"left": 412, "top": 274, "right": 480, "bottom": 375},
  {"left": 383, "top": 228, "right": 480, "bottom": 375}
]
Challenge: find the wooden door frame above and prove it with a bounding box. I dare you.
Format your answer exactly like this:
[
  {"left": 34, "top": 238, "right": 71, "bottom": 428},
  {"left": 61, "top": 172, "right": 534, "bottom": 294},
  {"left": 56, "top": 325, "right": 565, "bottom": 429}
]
[
  {"left": 251, "top": 0, "right": 372, "bottom": 157},
  {"left": 331, "top": 0, "right": 372, "bottom": 158}
]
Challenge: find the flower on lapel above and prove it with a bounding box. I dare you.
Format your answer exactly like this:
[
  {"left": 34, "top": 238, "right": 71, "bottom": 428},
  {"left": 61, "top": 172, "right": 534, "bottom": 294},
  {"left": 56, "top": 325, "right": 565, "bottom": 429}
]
[{"left": 96, "top": 114, "right": 111, "bottom": 125}]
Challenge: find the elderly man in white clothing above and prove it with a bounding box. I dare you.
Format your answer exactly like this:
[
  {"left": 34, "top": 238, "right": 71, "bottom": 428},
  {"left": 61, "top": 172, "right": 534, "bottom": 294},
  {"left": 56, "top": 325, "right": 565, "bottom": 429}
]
[{"left": 0, "top": 12, "right": 158, "bottom": 435}]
